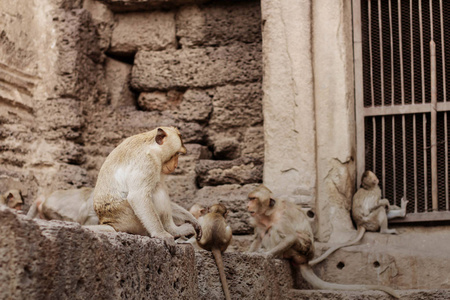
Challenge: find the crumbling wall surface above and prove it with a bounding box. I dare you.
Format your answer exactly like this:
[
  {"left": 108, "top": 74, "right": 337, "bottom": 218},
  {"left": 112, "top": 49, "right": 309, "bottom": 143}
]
[
  {"left": 0, "top": 207, "right": 294, "bottom": 299},
  {"left": 0, "top": 0, "right": 106, "bottom": 206},
  {"left": 82, "top": 0, "right": 264, "bottom": 226}
]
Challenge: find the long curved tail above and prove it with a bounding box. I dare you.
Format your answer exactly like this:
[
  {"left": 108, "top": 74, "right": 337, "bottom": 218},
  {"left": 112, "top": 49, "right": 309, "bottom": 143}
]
[
  {"left": 309, "top": 227, "right": 366, "bottom": 266},
  {"left": 212, "top": 248, "right": 231, "bottom": 300},
  {"left": 300, "top": 264, "right": 399, "bottom": 298}
]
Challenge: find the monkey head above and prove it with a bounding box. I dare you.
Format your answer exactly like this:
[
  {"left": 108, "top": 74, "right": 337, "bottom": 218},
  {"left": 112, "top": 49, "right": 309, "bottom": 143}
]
[
  {"left": 155, "top": 127, "right": 187, "bottom": 174},
  {"left": 3, "top": 189, "right": 24, "bottom": 211},
  {"left": 209, "top": 203, "right": 228, "bottom": 218},
  {"left": 361, "top": 171, "right": 379, "bottom": 190},
  {"left": 247, "top": 185, "right": 276, "bottom": 217},
  {"left": 189, "top": 203, "right": 207, "bottom": 219}
]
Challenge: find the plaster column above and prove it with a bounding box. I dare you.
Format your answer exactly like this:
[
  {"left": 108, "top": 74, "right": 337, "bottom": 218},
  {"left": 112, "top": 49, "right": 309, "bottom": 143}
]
[
  {"left": 313, "top": 0, "right": 356, "bottom": 242},
  {"left": 261, "top": 0, "right": 317, "bottom": 206}
]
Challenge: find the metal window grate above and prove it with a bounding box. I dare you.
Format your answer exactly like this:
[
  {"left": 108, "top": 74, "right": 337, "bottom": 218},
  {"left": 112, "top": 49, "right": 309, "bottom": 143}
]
[{"left": 353, "top": 0, "right": 450, "bottom": 222}]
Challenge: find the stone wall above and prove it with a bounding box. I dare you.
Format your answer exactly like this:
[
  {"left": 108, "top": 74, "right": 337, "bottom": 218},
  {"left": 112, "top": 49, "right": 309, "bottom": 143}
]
[{"left": 0, "top": 0, "right": 263, "bottom": 231}]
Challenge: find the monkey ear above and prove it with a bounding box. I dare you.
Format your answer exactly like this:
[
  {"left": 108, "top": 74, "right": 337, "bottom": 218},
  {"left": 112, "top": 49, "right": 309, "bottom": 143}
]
[
  {"left": 269, "top": 198, "right": 276, "bottom": 207},
  {"left": 6, "top": 193, "right": 14, "bottom": 200},
  {"left": 155, "top": 128, "right": 167, "bottom": 145}
]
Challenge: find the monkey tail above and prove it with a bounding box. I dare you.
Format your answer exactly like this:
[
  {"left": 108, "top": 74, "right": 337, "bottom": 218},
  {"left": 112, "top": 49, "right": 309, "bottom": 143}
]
[
  {"left": 299, "top": 264, "right": 400, "bottom": 298},
  {"left": 309, "top": 226, "right": 366, "bottom": 266},
  {"left": 211, "top": 248, "right": 231, "bottom": 300}
]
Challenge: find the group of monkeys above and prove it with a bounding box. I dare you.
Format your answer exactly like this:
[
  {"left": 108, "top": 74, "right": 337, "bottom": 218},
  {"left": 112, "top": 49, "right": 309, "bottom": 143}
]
[{"left": 2, "top": 126, "right": 408, "bottom": 299}]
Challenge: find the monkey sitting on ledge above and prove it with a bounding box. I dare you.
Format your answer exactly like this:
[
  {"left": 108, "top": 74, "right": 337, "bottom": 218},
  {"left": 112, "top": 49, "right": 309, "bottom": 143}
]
[
  {"left": 310, "top": 170, "right": 408, "bottom": 266},
  {"left": 86, "top": 127, "right": 202, "bottom": 248},
  {"left": 247, "top": 184, "right": 399, "bottom": 299}
]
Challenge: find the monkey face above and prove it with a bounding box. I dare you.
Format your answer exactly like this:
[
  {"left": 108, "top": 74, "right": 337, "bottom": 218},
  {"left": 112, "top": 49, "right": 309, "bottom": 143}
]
[
  {"left": 362, "top": 171, "right": 379, "bottom": 189},
  {"left": 162, "top": 154, "right": 179, "bottom": 174}
]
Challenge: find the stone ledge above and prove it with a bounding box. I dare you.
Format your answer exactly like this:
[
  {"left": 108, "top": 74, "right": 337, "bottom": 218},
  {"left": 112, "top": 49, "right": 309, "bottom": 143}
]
[
  {"left": 288, "top": 289, "right": 450, "bottom": 300},
  {"left": 0, "top": 207, "right": 293, "bottom": 299}
]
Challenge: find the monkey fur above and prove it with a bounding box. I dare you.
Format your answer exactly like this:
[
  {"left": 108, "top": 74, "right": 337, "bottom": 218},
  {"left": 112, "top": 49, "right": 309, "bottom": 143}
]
[
  {"left": 89, "top": 127, "right": 201, "bottom": 246},
  {"left": 310, "top": 171, "right": 408, "bottom": 266},
  {"left": 1, "top": 189, "right": 23, "bottom": 211},
  {"left": 197, "top": 203, "right": 232, "bottom": 300},
  {"left": 247, "top": 184, "right": 399, "bottom": 299}
]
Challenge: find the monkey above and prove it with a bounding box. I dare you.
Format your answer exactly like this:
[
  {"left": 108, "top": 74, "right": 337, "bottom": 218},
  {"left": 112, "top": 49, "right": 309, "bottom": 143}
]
[
  {"left": 188, "top": 203, "right": 207, "bottom": 220},
  {"left": 26, "top": 187, "right": 99, "bottom": 225},
  {"left": 247, "top": 185, "right": 400, "bottom": 299},
  {"left": 309, "top": 170, "right": 408, "bottom": 266},
  {"left": 1, "top": 189, "right": 24, "bottom": 211},
  {"left": 197, "top": 203, "right": 232, "bottom": 300},
  {"left": 87, "top": 127, "right": 201, "bottom": 247}
]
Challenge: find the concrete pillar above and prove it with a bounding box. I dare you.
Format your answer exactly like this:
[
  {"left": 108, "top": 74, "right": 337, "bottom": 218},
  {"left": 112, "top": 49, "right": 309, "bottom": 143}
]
[
  {"left": 261, "top": 0, "right": 317, "bottom": 206},
  {"left": 312, "top": 0, "right": 356, "bottom": 242}
]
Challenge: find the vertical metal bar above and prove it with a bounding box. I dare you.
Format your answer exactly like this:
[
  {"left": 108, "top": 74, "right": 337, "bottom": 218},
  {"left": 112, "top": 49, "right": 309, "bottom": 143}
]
[
  {"left": 378, "top": 0, "right": 385, "bottom": 106},
  {"left": 410, "top": 0, "right": 415, "bottom": 104},
  {"left": 369, "top": 0, "right": 375, "bottom": 107},
  {"left": 403, "top": 115, "right": 407, "bottom": 201},
  {"left": 398, "top": 0, "right": 405, "bottom": 105},
  {"left": 419, "top": 0, "right": 425, "bottom": 104},
  {"left": 414, "top": 114, "right": 418, "bottom": 212},
  {"left": 446, "top": 112, "right": 449, "bottom": 211},
  {"left": 389, "top": 0, "right": 395, "bottom": 106},
  {"left": 373, "top": 117, "right": 377, "bottom": 173},
  {"left": 440, "top": 0, "right": 447, "bottom": 103},
  {"left": 423, "top": 114, "right": 428, "bottom": 211},
  {"left": 382, "top": 116, "right": 386, "bottom": 197},
  {"left": 430, "top": 0, "right": 438, "bottom": 211},
  {"left": 392, "top": 116, "right": 397, "bottom": 205},
  {"left": 354, "top": 0, "right": 366, "bottom": 188}
]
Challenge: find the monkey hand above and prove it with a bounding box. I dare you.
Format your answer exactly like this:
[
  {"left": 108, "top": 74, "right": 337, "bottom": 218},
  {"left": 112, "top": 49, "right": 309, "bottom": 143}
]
[
  {"left": 193, "top": 222, "right": 202, "bottom": 241},
  {"left": 154, "top": 232, "right": 176, "bottom": 254}
]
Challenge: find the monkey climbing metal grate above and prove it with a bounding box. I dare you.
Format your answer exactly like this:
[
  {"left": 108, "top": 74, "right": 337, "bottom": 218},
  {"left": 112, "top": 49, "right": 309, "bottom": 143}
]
[{"left": 353, "top": 0, "right": 450, "bottom": 222}]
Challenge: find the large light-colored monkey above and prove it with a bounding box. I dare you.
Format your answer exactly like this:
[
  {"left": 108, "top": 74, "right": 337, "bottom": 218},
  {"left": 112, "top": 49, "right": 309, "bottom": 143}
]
[
  {"left": 247, "top": 185, "right": 399, "bottom": 299},
  {"left": 197, "top": 203, "right": 232, "bottom": 300},
  {"left": 1, "top": 189, "right": 24, "bottom": 211},
  {"left": 310, "top": 171, "right": 408, "bottom": 266},
  {"left": 26, "top": 187, "right": 98, "bottom": 225},
  {"left": 87, "top": 127, "right": 201, "bottom": 246}
]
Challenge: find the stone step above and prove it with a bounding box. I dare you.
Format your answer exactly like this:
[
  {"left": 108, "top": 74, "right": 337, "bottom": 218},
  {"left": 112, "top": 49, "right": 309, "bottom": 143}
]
[{"left": 287, "top": 289, "right": 450, "bottom": 300}]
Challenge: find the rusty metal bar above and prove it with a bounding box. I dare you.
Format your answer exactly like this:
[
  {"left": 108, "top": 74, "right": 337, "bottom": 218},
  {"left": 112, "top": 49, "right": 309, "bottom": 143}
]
[
  {"left": 410, "top": 0, "right": 415, "bottom": 104},
  {"left": 414, "top": 114, "right": 418, "bottom": 212},
  {"left": 369, "top": 0, "right": 375, "bottom": 107},
  {"left": 382, "top": 116, "right": 386, "bottom": 196},
  {"left": 403, "top": 115, "right": 407, "bottom": 201},
  {"left": 430, "top": 2, "right": 438, "bottom": 211},
  {"left": 446, "top": 112, "right": 449, "bottom": 211},
  {"left": 389, "top": 0, "right": 394, "bottom": 106},
  {"left": 419, "top": 0, "right": 425, "bottom": 104},
  {"left": 440, "top": 0, "right": 447, "bottom": 103},
  {"left": 423, "top": 114, "right": 428, "bottom": 211},
  {"left": 378, "top": 0, "right": 385, "bottom": 107},
  {"left": 398, "top": 0, "right": 405, "bottom": 105},
  {"left": 373, "top": 117, "right": 377, "bottom": 173},
  {"left": 392, "top": 116, "right": 396, "bottom": 204}
]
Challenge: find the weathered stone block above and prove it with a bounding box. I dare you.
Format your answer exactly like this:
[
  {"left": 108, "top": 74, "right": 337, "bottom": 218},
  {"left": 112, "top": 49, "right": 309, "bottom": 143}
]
[
  {"left": 109, "top": 11, "right": 176, "bottom": 56},
  {"left": 105, "top": 58, "right": 135, "bottom": 108},
  {"left": 131, "top": 43, "right": 262, "bottom": 90},
  {"left": 178, "top": 89, "right": 212, "bottom": 122},
  {"left": 187, "top": 184, "right": 259, "bottom": 234},
  {"left": 176, "top": 1, "right": 262, "bottom": 48},
  {"left": 195, "top": 157, "right": 263, "bottom": 188},
  {"left": 137, "top": 90, "right": 182, "bottom": 111},
  {"left": 242, "top": 126, "right": 264, "bottom": 163},
  {"left": 210, "top": 82, "right": 263, "bottom": 129},
  {"left": 97, "top": 0, "right": 210, "bottom": 12}
]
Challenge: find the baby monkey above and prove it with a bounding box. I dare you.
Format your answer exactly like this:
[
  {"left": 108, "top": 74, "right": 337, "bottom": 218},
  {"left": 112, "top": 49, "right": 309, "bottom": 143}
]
[
  {"left": 310, "top": 170, "right": 408, "bottom": 266},
  {"left": 247, "top": 185, "right": 399, "bottom": 299},
  {"left": 197, "top": 203, "right": 232, "bottom": 300}
]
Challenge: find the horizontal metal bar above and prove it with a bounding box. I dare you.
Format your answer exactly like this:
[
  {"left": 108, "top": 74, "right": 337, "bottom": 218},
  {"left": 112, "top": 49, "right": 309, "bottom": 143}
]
[
  {"left": 389, "top": 211, "right": 450, "bottom": 224},
  {"left": 363, "top": 102, "right": 450, "bottom": 116}
]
